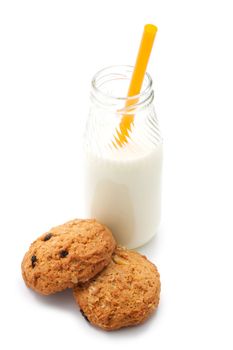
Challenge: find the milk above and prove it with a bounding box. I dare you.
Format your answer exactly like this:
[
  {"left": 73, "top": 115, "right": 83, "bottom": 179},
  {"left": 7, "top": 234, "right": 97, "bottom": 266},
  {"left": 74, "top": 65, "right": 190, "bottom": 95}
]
[
  {"left": 84, "top": 143, "right": 162, "bottom": 248},
  {"left": 84, "top": 65, "right": 162, "bottom": 248}
]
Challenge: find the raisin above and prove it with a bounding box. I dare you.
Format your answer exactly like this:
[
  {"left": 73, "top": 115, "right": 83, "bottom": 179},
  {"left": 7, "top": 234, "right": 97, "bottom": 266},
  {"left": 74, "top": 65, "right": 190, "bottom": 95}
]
[
  {"left": 60, "top": 250, "right": 68, "bottom": 258},
  {"left": 80, "top": 309, "right": 90, "bottom": 323},
  {"left": 31, "top": 255, "right": 37, "bottom": 268},
  {"left": 44, "top": 233, "right": 52, "bottom": 241}
]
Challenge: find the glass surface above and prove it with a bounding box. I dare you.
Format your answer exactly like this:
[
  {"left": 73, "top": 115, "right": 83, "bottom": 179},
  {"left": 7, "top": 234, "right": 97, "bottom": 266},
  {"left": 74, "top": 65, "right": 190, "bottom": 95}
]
[{"left": 84, "top": 65, "right": 163, "bottom": 248}]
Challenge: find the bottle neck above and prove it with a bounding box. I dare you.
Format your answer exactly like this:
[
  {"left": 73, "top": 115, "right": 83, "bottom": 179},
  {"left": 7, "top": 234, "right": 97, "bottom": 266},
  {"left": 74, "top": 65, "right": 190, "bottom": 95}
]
[{"left": 90, "top": 65, "right": 154, "bottom": 114}]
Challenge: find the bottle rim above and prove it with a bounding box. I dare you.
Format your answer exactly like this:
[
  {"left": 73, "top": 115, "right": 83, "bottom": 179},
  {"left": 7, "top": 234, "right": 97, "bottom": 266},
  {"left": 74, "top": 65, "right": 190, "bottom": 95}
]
[{"left": 91, "top": 65, "right": 153, "bottom": 108}]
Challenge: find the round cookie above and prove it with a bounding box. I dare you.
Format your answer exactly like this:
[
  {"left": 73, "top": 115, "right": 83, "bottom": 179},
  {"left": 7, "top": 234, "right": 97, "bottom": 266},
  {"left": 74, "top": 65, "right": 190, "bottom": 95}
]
[
  {"left": 21, "top": 219, "right": 116, "bottom": 295},
  {"left": 73, "top": 246, "right": 160, "bottom": 330}
]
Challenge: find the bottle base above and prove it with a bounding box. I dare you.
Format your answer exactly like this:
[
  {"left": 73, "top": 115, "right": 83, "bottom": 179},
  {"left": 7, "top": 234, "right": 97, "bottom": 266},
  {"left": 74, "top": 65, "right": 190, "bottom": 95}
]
[{"left": 122, "top": 230, "right": 158, "bottom": 250}]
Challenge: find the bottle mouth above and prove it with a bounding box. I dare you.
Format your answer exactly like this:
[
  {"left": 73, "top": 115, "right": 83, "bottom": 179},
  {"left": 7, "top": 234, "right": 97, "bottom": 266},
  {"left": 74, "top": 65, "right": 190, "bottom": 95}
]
[{"left": 91, "top": 65, "right": 153, "bottom": 110}]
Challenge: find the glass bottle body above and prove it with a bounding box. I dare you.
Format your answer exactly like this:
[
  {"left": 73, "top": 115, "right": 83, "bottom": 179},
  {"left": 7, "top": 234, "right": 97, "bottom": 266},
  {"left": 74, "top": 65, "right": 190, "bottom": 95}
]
[{"left": 84, "top": 66, "right": 162, "bottom": 248}]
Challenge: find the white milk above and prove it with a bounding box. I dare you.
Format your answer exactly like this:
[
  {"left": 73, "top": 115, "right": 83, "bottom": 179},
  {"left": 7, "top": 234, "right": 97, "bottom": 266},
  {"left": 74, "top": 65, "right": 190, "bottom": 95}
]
[{"left": 84, "top": 143, "right": 162, "bottom": 248}]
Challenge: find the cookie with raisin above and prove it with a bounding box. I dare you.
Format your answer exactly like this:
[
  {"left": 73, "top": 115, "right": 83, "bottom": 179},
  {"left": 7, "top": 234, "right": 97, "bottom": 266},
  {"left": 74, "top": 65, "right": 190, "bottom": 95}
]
[
  {"left": 21, "top": 219, "right": 116, "bottom": 295},
  {"left": 73, "top": 246, "right": 160, "bottom": 330}
]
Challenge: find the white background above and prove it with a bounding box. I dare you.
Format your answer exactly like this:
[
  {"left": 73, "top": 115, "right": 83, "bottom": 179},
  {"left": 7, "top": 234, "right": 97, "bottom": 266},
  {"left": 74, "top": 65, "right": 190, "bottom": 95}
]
[{"left": 0, "top": 0, "right": 233, "bottom": 349}]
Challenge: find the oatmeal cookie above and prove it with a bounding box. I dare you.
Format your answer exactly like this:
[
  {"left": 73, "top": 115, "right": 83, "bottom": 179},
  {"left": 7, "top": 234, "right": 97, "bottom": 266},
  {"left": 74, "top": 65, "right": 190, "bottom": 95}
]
[
  {"left": 21, "top": 219, "right": 116, "bottom": 295},
  {"left": 73, "top": 246, "right": 160, "bottom": 330}
]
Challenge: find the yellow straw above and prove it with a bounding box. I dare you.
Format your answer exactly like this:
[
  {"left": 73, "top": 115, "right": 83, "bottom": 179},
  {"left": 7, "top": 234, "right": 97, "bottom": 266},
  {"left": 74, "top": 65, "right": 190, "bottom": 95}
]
[{"left": 114, "top": 24, "right": 157, "bottom": 147}]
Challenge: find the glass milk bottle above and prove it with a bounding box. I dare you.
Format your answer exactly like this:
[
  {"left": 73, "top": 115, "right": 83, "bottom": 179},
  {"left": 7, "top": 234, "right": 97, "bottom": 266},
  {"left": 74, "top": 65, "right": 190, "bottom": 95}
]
[{"left": 84, "top": 65, "right": 162, "bottom": 249}]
